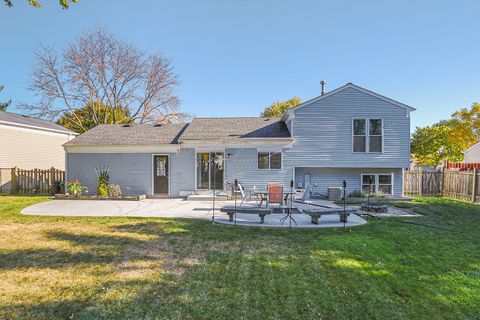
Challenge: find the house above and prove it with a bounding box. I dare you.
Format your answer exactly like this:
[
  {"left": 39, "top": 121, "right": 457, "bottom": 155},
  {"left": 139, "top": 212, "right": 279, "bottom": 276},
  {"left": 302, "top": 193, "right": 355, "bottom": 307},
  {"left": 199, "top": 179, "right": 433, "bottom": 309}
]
[
  {"left": 463, "top": 140, "right": 480, "bottom": 163},
  {"left": 0, "top": 110, "right": 77, "bottom": 191},
  {"left": 64, "top": 83, "right": 414, "bottom": 197}
]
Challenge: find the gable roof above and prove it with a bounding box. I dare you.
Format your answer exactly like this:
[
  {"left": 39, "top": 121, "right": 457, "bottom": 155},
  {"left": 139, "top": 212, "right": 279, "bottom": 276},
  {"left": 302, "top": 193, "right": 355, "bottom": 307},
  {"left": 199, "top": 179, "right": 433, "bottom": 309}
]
[
  {"left": 178, "top": 117, "right": 291, "bottom": 143},
  {"left": 463, "top": 141, "right": 480, "bottom": 154},
  {"left": 64, "top": 123, "right": 188, "bottom": 146},
  {"left": 0, "top": 110, "right": 76, "bottom": 135},
  {"left": 282, "top": 83, "right": 416, "bottom": 121}
]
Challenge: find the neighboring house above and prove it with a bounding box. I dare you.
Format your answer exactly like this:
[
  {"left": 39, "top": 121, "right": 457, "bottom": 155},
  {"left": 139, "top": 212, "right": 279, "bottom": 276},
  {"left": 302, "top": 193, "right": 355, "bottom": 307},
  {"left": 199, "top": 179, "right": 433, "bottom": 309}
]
[
  {"left": 0, "top": 110, "right": 77, "bottom": 191},
  {"left": 463, "top": 141, "right": 480, "bottom": 163},
  {"left": 64, "top": 83, "right": 414, "bottom": 197}
]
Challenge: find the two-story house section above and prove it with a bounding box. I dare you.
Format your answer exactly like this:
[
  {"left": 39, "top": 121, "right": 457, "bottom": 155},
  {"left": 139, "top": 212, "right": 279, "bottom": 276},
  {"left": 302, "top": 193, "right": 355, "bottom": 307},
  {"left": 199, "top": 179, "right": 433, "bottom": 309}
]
[{"left": 64, "top": 83, "right": 414, "bottom": 197}]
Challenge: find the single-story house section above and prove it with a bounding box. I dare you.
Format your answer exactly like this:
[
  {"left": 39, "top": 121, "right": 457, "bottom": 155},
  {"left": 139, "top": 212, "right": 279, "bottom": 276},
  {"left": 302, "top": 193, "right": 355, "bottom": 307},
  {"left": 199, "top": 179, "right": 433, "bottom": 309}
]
[{"left": 64, "top": 83, "right": 415, "bottom": 197}]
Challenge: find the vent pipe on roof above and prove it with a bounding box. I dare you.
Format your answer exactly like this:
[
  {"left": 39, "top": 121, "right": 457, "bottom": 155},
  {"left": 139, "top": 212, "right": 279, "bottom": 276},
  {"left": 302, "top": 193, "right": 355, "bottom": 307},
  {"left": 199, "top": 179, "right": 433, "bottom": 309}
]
[{"left": 320, "top": 80, "right": 326, "bottom": 95}]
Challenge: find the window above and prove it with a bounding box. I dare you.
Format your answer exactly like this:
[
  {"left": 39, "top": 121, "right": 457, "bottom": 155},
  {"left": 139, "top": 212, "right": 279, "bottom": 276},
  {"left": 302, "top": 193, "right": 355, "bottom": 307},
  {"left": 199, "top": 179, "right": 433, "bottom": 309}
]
[
  {"left": 257, "top": 152, "right": 282, "bottom": 170},
  {"left": 353, "top": 119, "right": 366, "bottom": 152},
  {"left": 353, "top": 118, "right": 383, "bottom": 153},
  {"left": 361, "top": 173, "right": 393, "bottom": 195}
]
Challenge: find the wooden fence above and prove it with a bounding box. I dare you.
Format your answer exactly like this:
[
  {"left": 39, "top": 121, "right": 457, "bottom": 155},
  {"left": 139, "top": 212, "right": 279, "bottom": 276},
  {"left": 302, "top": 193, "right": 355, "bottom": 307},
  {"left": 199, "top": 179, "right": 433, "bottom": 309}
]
[
  {"left": 10, "top": 167, "right": 65, "bottom": 195},
  {"left": 403, "top": 168, "right": 479, "bottom": 203}
]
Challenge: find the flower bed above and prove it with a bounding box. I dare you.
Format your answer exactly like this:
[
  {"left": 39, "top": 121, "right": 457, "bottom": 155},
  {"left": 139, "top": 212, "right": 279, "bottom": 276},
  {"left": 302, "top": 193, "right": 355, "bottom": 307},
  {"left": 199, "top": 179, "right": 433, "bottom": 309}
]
[{"left": 54, "top": 194, "right": 146, "bottom": 201}]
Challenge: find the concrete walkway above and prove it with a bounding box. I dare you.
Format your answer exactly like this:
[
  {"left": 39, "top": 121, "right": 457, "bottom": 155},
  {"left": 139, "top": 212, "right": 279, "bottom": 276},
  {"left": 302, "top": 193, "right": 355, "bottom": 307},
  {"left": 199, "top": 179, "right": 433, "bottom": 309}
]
[{"left": 21, "top": 199, "right": 367, "bottom": 228}]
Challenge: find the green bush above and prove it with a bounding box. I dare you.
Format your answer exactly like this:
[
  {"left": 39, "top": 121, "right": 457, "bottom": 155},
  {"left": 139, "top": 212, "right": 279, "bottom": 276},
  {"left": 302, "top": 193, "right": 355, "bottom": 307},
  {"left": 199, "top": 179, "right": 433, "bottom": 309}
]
[{"left": 96, "top": 170, "right": 110, "bottom": 196}]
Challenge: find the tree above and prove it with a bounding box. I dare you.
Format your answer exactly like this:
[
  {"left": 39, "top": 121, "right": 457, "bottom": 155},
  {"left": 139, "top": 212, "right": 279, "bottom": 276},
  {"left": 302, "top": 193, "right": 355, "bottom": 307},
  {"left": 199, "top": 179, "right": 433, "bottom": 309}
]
[
  {"left": 261, "top": 97, "right": 302, "bottom": 117},
  {"left": 411, "top": 120, "right": 474, "bottom": 168},
  {"left": 4, "top": 0, "right": 77, "bottom": 8},
  {"left": 451, "top": 102, "right": 480, "bottom": 139},
  {"left": 56, "top": 102, "right": 133, "bottom": 133},
  {"left": 21, "top": 28, "right": 186, "bottom": 133},
  {"left": 0, "top": 85, "right": 11, "bottom": 111}
]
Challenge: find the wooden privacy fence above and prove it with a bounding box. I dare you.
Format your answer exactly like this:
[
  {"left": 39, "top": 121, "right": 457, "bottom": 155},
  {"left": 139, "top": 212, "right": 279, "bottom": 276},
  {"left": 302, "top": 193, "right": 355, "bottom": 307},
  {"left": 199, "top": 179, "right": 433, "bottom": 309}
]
[
  {"left": 403, "top": 168, "right": 479, "bottom": 203},
  {"left": 10, "top": 167, "right": 65, "bottom": 195}
]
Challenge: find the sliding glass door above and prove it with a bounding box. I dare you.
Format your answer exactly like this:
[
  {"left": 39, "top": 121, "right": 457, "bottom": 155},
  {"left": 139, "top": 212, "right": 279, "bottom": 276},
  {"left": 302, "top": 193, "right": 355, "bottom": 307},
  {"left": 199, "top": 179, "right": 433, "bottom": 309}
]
[{"left": 196, "top": 152, "right": 224, "bottom": 190}]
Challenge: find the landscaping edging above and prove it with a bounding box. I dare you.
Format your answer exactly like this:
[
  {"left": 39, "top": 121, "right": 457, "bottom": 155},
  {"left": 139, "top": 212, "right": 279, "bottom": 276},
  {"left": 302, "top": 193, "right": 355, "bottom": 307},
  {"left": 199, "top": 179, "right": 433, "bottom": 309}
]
[{"left": 54, "top": 194, "right": 146, "bottom": 201}]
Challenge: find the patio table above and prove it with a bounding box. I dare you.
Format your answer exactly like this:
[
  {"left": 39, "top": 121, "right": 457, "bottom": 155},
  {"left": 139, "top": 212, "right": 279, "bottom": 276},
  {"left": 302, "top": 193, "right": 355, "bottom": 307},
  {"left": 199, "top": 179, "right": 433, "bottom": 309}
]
[{"left": 253, "top": 191, "right": 295, "bottom": 209}]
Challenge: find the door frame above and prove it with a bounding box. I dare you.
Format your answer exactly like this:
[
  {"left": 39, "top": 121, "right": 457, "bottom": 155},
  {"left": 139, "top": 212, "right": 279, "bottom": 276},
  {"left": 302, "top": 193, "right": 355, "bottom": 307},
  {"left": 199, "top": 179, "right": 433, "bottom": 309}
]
[
  {"left": 152, "top": 154, "right": 170, "bottom": 196},
  {"left": 194, "top": 149, "right": 225, "bottom": 191}
]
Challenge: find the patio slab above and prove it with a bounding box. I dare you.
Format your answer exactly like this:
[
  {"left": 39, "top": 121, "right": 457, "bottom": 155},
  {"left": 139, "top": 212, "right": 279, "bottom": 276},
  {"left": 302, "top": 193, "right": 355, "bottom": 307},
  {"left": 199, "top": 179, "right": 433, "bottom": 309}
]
[{"left": 21, "top": 199, "right": 367, "bottom": 228}]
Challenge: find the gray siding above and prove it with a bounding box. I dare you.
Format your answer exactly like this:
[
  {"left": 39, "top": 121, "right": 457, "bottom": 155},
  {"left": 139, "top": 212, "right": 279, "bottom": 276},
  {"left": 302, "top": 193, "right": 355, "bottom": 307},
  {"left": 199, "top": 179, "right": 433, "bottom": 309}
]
[
  {"left": 67, "top": 153, "right": 153, "bottom": 195},
  {"left": 169, "top": 148, "right": 195, "bottom": 196},
  {"left": 295, "top": 167, "right": 403, "bottom": 197},
  {"left": 284, "top": 87, "right": 410, "bottom": 169},
  {"left": 225, "top": 148, "right": 293, "bottom": 193}
]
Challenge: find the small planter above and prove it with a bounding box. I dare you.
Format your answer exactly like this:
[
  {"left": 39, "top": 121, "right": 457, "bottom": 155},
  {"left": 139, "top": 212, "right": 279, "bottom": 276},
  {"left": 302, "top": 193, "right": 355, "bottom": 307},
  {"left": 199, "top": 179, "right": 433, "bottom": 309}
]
[{"left": 339, "top": 213, "right": 349, "bottom": 223}]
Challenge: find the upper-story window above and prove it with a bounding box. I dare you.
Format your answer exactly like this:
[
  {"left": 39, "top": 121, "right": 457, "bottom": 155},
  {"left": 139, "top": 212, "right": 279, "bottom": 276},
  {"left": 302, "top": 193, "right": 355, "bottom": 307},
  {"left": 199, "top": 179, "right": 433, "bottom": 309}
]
[
  {"left": 258, "top": 152, "right": 282, "bottom": 170},
  {"left": 353, "top": 118, "right": 383, "bottom": 153}
]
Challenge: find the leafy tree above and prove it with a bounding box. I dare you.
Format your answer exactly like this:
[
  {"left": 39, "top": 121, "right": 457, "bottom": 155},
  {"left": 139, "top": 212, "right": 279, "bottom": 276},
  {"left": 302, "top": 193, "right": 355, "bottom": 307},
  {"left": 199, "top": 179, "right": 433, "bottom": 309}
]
[
  {"left": 4, "top": 0, "right": 77, "bottom": 8},
  {"left": 21, "top": 28, "right": 187, "bottom": 132},
  {"left": 451, "top": 102, "right": 480, "bottom": 139},
  {"left": 411, "top": 120, "right": 474, "bottom": 168},
  {"left": 261, "top": 97, "right": 302, "bottom": 117},
  {"left": 0, "top": 85, "right": 11, "bottom": 111},
  {"left": 56, "top": 102, "right": 133, "bottom": 133}
]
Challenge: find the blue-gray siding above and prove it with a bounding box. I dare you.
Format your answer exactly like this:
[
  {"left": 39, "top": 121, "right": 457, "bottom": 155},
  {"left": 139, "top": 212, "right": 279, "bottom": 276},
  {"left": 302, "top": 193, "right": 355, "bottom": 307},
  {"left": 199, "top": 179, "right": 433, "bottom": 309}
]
[
  {"left": 295, "top": 167, "right": 403, "bottom": 197},
  {"left": 169, "top": 148, "right": 195, "bottom": 196},
  {"left": 67, "top": 153, "right": 153, "bottom": 195},
  {"left": 224, "top": 148, "right": 293, "bottom": 193},
  {"left": 284, "top": 87, "right": 410, "bottom": 168}
]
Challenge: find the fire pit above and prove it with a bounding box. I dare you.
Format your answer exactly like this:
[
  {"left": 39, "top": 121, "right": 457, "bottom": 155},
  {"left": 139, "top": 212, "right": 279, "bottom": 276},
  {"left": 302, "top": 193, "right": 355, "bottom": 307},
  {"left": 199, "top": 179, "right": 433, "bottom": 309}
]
[{"left": 360, "top": 203, "right": 388, "bottom": 213}]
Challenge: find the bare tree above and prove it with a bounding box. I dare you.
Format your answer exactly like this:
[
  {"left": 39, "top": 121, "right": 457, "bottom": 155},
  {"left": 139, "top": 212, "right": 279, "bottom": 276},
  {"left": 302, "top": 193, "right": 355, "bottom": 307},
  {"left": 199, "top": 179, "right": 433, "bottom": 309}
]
[{"left": 21, "top": 28, "right": 185, "bottom": 132}]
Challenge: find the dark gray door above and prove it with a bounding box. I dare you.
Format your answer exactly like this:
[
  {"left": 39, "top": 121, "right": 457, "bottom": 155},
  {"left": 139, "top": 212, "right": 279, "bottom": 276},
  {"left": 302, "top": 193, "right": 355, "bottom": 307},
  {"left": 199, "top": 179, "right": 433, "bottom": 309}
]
[{"left": 153, "top": 155, "right": 168, "bottom": 194}]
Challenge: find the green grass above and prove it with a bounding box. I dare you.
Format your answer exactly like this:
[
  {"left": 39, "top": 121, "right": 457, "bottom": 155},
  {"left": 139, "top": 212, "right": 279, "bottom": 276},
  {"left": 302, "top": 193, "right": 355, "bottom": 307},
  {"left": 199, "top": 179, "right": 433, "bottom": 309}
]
[{"left": 0, "top": 196, "right": 479, "bottom": 319}]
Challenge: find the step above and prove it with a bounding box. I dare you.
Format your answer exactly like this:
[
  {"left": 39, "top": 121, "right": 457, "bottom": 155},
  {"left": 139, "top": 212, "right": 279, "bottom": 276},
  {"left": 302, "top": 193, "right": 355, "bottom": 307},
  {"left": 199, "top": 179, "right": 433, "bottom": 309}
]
[{"left": 187, "top": 194, "right": 229, "bottom": 201}]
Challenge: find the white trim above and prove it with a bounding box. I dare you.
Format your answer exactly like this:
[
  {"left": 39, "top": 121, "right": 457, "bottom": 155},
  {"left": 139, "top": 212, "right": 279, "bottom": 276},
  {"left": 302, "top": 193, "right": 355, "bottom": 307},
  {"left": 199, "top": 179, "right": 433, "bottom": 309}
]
[
  {"left": 65, "top": 144, "right": 180, "bottom": 154},
  {"left": 0, "top": 122, "right": 76, "bottom": 138},
  {"left": 152, "top": 154, "right": 170, "bottom": 196},
  {"left": 283, "top": 83, "right": 415, "bottom": 121},
  {"left": 352, "top": 118, "right": 384, "bottom": 154},
  {"left": 360, "top": 172, "right": 394, "bottom": 195},
  {"left": 0, "top": 119, "right": 77, "bottom": 135},
  {"left": 180, "top": 140, "right": 293, "bottom": 148}
]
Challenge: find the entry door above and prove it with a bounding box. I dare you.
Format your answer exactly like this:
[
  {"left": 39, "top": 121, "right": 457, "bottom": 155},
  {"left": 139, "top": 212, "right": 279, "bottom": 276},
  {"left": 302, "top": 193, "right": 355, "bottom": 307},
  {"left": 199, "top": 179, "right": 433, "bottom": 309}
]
[{"left": 153, "top": 155, "right": 169, "bottom": 194}]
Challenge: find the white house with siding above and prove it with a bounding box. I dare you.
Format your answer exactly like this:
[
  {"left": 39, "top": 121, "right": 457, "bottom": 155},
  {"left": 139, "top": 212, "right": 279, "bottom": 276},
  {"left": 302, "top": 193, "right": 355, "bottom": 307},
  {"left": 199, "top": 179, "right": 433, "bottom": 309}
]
[
  {"left": 64, "top": 83, "right": 415, "bottom": 197},
  {"left": 0, "top": 111, "right": 77, "bottom": 191},
  {"left": 463, "top": 141, "right": 480, "bottom": 163}
]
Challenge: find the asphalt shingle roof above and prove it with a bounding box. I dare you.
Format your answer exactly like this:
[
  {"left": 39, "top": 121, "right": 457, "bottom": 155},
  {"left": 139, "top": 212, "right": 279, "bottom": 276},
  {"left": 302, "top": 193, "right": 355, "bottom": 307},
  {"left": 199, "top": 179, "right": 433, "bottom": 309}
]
[
  {"left": 0, "top": 110, "right": 75, "bottom": 134},
  {"left": 178, "top": 117, "right": 291, "bottom": 142},
  {"left": 64, "top": 123, "right": 188, "bottom": 146},
  {"left": 65, "top": 117, "right": 291, "bottom": 146}
]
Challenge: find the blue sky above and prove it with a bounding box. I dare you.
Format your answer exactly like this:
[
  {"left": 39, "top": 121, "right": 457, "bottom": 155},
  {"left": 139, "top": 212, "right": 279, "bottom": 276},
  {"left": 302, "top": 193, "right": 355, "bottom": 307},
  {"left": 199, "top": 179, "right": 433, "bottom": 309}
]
[{"left": 1, "top": 0, "right": 479, "bottom": 130}]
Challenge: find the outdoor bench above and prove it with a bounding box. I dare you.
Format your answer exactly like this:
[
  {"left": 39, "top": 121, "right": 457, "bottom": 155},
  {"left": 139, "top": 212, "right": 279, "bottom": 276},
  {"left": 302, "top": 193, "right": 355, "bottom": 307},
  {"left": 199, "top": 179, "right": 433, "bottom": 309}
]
[
  {"left": 294, "top": 203, "right": 357, "bottom": 224},
  {"left": 220, "top": 206, "right": 272, "bottom": 224}
]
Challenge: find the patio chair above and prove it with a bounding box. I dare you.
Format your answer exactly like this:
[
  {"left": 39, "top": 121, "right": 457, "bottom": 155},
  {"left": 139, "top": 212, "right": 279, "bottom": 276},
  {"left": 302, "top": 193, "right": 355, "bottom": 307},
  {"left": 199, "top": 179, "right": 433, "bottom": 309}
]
[
  {"left": 268, "top": 184, "right": 284, "bottom": 207},
  {"left": 237, "top": 183, "right": 248, "bottom": 206}
]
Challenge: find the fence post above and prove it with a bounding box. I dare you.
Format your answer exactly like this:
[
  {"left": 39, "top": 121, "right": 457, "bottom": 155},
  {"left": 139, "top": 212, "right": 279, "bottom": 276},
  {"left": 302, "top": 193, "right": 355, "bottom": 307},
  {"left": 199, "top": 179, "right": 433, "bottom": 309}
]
[
  {"left": 418, "top": 169, "right": 423, "bottom": 196},
  {"left": 472, "top": 168, "right": 478, "bottom": 203},
  {"left": 10, "top": 167, "right": 17, "bottom": 194},
  {"left": 50, "top": 167, "right": 56, "bottom": 195}
]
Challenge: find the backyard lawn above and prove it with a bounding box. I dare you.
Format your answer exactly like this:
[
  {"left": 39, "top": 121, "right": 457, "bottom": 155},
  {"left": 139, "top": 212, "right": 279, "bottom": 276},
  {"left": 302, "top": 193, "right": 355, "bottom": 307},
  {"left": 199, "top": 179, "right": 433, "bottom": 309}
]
[{"left": 0, "top": 196, "right": 479, "bottom": 319}]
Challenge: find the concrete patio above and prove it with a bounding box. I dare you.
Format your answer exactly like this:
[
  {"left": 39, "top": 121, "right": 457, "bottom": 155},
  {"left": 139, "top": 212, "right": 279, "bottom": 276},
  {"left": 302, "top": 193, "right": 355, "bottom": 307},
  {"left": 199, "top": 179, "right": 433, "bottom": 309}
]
[{"left": 21, "top": 198, "right": 367, "bottom": 228}]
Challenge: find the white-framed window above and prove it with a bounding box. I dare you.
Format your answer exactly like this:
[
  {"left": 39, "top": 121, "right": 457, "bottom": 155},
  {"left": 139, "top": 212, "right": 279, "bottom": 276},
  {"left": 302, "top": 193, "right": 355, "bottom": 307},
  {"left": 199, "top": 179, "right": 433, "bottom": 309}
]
[
  {"left": 257, "top": 152, "right": 282, "bottom": 170},
  {"left": 353, "top": 118, "right": 383, "bottom": 153},
  {"left": 361, "top": 173, "right": 393, "bottom": 195}
]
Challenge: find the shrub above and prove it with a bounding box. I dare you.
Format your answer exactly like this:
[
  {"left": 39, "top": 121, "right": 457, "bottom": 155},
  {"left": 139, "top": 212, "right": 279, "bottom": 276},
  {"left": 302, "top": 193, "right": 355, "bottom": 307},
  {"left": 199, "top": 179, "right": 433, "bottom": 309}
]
[
  {"left": 108, "top": 184, "right": 122, "bottom": 197},
  {"left": 66, "top": 179, "right": 87, "bottom": 195},
  {"left": 95, "top": 164, "right": 110, "bottom": 196},
  {"left": 348, "top": 190, "right": 385, "bottom": 198}
]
